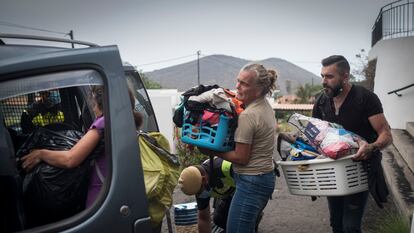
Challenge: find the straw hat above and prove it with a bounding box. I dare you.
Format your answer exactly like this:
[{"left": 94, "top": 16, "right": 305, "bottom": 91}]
[{"left": 178, "top": 166, "right": 202, "bottom": 195}]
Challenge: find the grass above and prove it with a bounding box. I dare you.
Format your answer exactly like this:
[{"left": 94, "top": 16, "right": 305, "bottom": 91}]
[{"left": 366, "top": 209, "right": 411, "bottom": 233}]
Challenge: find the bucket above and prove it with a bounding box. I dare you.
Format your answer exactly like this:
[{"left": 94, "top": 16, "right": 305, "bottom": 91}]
[
  {"left": 181, "top": 109, "right": 234, "bottom": 152},
  {"left": 174, "top": 202, "right": 198, "bottom": 225},
  {"left": 174, "top": 202, "right": 198, "bottom": 233},
  {"left": 277, "top": 154, "right": 368, "bottom": 196}
]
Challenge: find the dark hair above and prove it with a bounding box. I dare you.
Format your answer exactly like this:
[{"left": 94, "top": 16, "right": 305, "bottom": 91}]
[
  {"left": 91, "top": 85, "right": 104, "bottom": 111},
  {"left": 321, "top": 55, "right": 350, "bottom": 75},
  {"left": 128, "top": 88, "right": 143, "bottom": 129},
  {"left": 195, "top": 165, "right": 206, "bottom": 177}
]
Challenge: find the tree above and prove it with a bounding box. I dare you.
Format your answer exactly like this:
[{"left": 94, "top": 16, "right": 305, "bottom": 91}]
[
  {"left": 349, "top": 73, "right": 358, "bottom": 83},
  {"left": 353, "top": 49, "right": 369, "bottom": 81},
  {"left": 285, "top": 80, "right": 292, "bottom": 95},
  {"left": 353, "top": 49, "right": 377, "bottom": 91},
  {"left": 361, "top": 59, "right": 377, "bottom": 91},
  {"left": 295, "top": 83, "right": 323, "bottom": 104},
  {"left": 138, "top": 70, "right": 162, "bottom": 89}
]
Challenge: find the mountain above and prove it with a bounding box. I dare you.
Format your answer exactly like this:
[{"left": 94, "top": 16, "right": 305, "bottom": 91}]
[{"left": 144, "top": 55, "right": 320, "bottom": 95}]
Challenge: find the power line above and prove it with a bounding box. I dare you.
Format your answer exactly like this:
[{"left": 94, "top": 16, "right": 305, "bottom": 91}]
[
  {"left": 137, "top": 54, "right": 196, "bottom": 66},
  {"left": 0, "top": 20, "right": 68, "bottom": 35}
]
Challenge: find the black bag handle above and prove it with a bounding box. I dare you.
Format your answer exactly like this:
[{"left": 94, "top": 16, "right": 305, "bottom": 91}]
[{"left": 139, "top": 132, "right": 180, "bottom": 166}]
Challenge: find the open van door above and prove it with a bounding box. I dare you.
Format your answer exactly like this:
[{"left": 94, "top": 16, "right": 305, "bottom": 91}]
[{"left": 0, "top": 42, "right": 152, "bottom": 233}]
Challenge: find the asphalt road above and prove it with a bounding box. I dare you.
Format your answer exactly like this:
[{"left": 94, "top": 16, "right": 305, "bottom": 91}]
[
  {"left": 166, "top": 170, "right": 398, "bottom": 233},
  {"left": 259, "top": 171, "right": 331, "bottom": 233}
]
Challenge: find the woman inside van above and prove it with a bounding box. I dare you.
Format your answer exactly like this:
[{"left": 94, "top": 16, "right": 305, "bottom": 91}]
[{"left": 21, "top": 85, "right": 106, "bottom": 208}]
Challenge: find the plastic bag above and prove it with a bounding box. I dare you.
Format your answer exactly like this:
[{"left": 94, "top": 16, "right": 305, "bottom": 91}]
[
  {"left": 277, "top": 133, "right": 321, "bottom": 161},
  {"left": 288, "top": 113, "right": 363, "bottom": 159},
  {"left": 16, "top": 126, "right": 96, "bottom": 227}
]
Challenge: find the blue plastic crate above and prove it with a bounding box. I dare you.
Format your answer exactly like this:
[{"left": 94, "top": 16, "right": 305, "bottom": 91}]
[{"left": 181, "top": 111, "right": 234, "bottom": 152}]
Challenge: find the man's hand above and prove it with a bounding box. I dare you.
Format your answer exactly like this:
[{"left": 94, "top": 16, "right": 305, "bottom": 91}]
[
  {"left": 353, "top": 139, "right": 377, "bottom": 161},
  {"left": 198, "top": 207, "right": 211, "bottom": 233}
]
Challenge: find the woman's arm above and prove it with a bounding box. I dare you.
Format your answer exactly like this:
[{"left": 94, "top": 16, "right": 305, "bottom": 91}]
[
  {"left": 22, "top": 128, "right": 101, "bottom": 170},
  {"left": 199, "top": 142, "right": 252, "bottom": 165}
]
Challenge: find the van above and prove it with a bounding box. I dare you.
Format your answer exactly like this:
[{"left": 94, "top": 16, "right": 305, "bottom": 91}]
[{"left": 0, "top": 34, "right": 157, "bottom": 232}]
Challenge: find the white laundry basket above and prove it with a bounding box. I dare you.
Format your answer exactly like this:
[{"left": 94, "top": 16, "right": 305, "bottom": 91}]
[{"left": 277, "top": 155, "right": 368, "bottom": 196}]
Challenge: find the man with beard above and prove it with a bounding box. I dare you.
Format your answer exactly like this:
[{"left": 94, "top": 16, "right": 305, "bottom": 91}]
[{"left": 312, "top": 55, "right": 393, "bottom": 233}]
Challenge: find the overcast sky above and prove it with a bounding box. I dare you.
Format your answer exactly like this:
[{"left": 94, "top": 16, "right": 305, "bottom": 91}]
[{"left": 1, "top": 0, "right": 392, "bottom": 76}]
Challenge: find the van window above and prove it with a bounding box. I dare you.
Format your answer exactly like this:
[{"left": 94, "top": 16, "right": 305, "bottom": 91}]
[
  {"left": 125, "top": 70, "right": 158, "bottom": 132},
  {"left": 0, "top": 70, "right": 110, "bottom": 230}
]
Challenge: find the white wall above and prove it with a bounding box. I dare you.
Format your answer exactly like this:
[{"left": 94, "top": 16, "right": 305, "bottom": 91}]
[
  {"left": 147, "top": 89, "right": 180, "bottom": 152},
  {"left": 369, "top": 37, "right": 414, "bottom": 129}
]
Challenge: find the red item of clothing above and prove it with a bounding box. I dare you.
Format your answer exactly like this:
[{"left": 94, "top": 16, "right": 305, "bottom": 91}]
[{"left": 224, "top": 89, "right": 244, "bottom": 115}]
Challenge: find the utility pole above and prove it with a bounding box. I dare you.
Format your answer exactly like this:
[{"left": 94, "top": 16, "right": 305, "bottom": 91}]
[
  {"left": 69, "top": 30, "right": 74, "bottom": 48},
  {"left": 197, "top": 50, "right": 201, "bottom": 85}
]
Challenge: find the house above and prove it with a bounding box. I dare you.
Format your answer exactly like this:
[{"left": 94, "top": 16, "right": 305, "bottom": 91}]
[
  {"left": 276, "top": 95, "right": 299, "bottom": 104},
  {"left": 369, "top": 0, "right": 414, "bottom": 221}
]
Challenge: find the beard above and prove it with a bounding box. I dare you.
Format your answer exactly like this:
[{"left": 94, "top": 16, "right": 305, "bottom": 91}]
[{"left": 323, "top": 83, "right": 343, "bottom": 98}]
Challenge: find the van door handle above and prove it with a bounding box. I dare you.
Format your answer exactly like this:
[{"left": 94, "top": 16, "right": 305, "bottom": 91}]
[{"left": 134, "top": 216, "right": 152, "bottom": 233}]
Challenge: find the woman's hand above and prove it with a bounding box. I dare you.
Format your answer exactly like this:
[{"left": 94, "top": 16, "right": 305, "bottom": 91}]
[{"left": 22, "top": 150, "right": 43, "bottom": 171}]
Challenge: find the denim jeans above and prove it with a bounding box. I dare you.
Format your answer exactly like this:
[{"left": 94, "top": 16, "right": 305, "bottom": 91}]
[
  {"left": 227, "top": 171, "right": 275, "bottom": 233},
  {"left": 327, "top": 191, "right": 369, "bottom": 233}
]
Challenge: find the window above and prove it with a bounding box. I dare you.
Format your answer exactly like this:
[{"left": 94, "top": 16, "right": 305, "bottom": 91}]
[
  {"left": 0, "top": 69, "right": 108, "bottom": 230},
  {"left": 1, "top": 90, "right": 64, "bottom": 134},
  {"left": 125, "top": 70, "right": 158, "bottom": 132}
]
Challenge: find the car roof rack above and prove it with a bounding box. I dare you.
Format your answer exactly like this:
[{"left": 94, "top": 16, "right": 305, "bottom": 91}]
[{"left": 0, "top": 33, "right": 99, "bottom": 47}]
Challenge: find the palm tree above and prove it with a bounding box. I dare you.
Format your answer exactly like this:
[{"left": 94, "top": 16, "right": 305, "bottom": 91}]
[{"left": 295, "top": 84, "right": 323, "bottom": 104}]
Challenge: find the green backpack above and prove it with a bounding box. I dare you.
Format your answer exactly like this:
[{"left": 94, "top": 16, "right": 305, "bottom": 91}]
[{"left": 138, "top": 132, "right": 180, "bottom": 228}]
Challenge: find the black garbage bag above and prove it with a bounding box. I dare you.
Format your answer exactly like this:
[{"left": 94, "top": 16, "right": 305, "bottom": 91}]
[{"left": 16, "top": 126, "right": 98, "bottom": 227}]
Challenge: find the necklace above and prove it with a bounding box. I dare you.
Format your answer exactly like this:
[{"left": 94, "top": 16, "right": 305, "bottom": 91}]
[
  {"left": 333, "top": 97, "right": 344, "bottom": 116},
  {"left": 333, "top": 84, "right": 351, "bottom": 116}
]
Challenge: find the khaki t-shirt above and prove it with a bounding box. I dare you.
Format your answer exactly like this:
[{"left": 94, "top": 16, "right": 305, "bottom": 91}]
[{"left": 234, "top": 98, "right": 276, "bottom": 174}]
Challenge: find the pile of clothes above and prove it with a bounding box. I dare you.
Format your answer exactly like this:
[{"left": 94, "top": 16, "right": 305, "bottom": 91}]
[
  {"left": 174, "top": 85, "right": 242, "bottom": 127},
  {"left": 173, "top": 85, "right": 243, "bottom": 150},
  {"left": 277, "top": 113, "right": 365, "bottom": 161}
]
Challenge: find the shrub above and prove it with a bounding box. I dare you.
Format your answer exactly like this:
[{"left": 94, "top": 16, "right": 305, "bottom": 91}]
[
  {"left": 367, "top": 209, "right": 410, "bottom": 233},
  {"left": 174, "top": 127, "right": 208, "bottom": 169}
]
